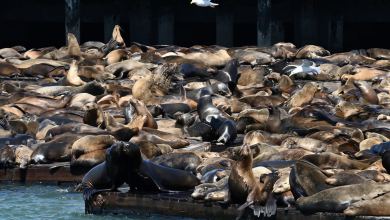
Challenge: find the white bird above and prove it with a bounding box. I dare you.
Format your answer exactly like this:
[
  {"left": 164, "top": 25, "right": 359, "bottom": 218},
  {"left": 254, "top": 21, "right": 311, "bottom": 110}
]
[
  {"left": 283, "top": 60, "right": 320, "bottom": 77},
  {"left": 190, "top": 0, "right": 219, "bottom": 8}
]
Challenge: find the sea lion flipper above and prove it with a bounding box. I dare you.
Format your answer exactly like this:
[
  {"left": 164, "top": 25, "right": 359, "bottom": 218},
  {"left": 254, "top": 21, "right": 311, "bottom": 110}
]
[{"left": 264, "top": 195, "right": 277, "bottom": 217}]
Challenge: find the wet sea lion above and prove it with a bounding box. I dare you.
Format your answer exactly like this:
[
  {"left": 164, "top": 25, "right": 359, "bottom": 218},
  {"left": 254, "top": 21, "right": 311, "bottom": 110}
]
[
  {"left": 296, "top": 182, "right": 390, "bottom": 214},
  {"left": 82, "top": 141, "right": 199, "bottom": 203}
]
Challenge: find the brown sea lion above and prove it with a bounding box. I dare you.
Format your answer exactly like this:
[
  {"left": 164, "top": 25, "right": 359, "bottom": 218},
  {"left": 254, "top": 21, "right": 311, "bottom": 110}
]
[
  {"left": 30, "top": 133, "right": 82, "bottom": 163},
  {"left": 295, "top": 45, "right": 330, "bottom": 59},
  {"left": 288, "top": 82, "right": 318, "bottom": 107},
  {"left": 228, "top": 144, "right": 277, "bottom": 218},
  {"left": 301, "top": 152, "right": 373, "bottom": 170},
  {"left": 296, "top": 182, "right": 390, "bottom": 214},
  {"left": 344, "top": 192, "right": 390, "bottom": 216}
]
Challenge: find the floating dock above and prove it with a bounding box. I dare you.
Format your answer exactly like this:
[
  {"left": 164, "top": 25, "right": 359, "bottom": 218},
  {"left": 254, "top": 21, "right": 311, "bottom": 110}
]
[
  {"left": 86, "top": 191, "right": 390, "bottom": 220},
  {"left": 0, "top": 163, "right": 84, "bottom": 184}
]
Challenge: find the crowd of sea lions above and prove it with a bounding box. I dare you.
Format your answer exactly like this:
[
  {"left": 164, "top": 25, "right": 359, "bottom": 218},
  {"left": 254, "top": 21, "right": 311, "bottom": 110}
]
[{"left": 0, "top": 25, "right": 390, "bottom": 218}]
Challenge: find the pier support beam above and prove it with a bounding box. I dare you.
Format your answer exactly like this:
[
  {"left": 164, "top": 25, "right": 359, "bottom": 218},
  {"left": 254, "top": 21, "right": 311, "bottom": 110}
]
[
  {"left": 326, "top": 15, "right": 343, "bottom": 52},
  {"left": 129, "top": 0, "right": 152, "bottom": 44},
  {"left": 294, "top": 0, "right": 319, "bottom": 46},
  {"left": 65, "top": 0, "right": 80, "bottom": 43},
  {"left": 257, "top": 0, "right": 271, "bottom": 46},
  {"left": 216, "top": 10, "right": 234, "bottom": 47},
  {"left": 157, "top": 7, "right": 174, "bottom": 45}
]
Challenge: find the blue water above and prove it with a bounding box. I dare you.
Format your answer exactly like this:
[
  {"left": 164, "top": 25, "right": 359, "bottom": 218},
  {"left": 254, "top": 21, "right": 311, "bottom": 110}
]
[{"left": 0, "top": 184, "right": 195, "bottom": 220}]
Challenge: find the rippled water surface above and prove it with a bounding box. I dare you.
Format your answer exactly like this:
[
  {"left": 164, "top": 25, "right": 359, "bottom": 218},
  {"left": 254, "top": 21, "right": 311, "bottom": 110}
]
[{"left": 0, "top": 184, "right": 195, "bottom": 220}]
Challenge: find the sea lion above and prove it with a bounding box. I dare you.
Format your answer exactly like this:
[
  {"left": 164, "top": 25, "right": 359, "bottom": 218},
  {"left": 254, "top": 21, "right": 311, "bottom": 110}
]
[
  {"left": 191, "top": 176, "right": 228, "bottom": 200},
  {"left": 301, "top": 152, "right": 372, "bottom": 170},
  {"left": 228, "top": 144, "right": 277, "bottom": 218},
  {"left": 288, "top": 82, "right": 318, "bottom": 108},
  {"left": 382, "top": 150, "right": 390, "bottom": 173},
  {"left": 325, "top": 171, "right": 372, "bottom": 186},
  {"left": 296, "top": 182, "right": 390, "bottom": 214},
  {"left": 31, "top": 133, "right": 82, "bottom": 163},
  {"left": 281, "top": 137, "right": 327, "bottom": 153},
  {"left": 82, "top": 141, "right": 199, "bottom": 203},
  {"left": 0, "top": 145, "right": 15, "bottom": 168},
  {"left": 70, "top": 135, "right": 116, "bottom": 175},
  {"left": 289, "top": 160, "right": 331, "bottom": 199},
  {"left": 344, "top": 192, "right": 390, "bottom": 216},
  {"left": 151, "top": 151, "right": 202, "bottom": 173},
  {"left": 14, "top": 145, "right": 33, "bottom": 168},
  {"left": 295, "top": 45, "right": 330, "bottom": 59},
  {"left": 197, "top": 89, "right": 237, "bottom": 144}
]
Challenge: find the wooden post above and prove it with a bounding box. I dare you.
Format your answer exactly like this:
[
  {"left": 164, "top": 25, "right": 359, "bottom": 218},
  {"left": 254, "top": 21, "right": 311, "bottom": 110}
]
[
  {"left": 327, "top": 15, "right": 343, "bottom": 52},
  {"left": 129, "top": 0, "right": 152, "bottom": 44},
  {"left": 216, "top": 10, "right": 234, "bottom": 47},
  {"left": 257, "top": 0, "right": 271, "bottom": 46},
  {"left": 104, "top": 15, "right": 120, "bottom": 42},
  {"left": 294, "top": 0, "right": 318, "bottom": 46},
  {"left": 157, "top": 7, "right": 174, "bottom": 45},
  {"left": 64, "top": 0, "right": 80, "bottom": 43}
]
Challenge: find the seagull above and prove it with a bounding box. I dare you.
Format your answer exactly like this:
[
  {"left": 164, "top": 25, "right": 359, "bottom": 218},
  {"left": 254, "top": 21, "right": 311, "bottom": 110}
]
[
  {"left": 283, "top": 60, "right": 320, "bottom": 77},
  {"left": 190, "top": 0, "right": 219, "bottom": 8}
]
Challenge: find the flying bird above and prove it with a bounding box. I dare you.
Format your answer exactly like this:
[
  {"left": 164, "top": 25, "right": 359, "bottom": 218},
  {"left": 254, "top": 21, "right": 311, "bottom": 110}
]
[{"left": 190, "top": 0, "right": 219, "bottom": 8}]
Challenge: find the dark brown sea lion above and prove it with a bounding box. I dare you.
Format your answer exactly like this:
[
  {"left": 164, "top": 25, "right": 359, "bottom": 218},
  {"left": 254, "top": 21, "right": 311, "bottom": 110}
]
[
  {"left": 196, "top": 89, "right": 237, "bottom": 144},
  {"left": 81, "top": 141, "right": 199, "bottom": 206},
  {"left": 296, "top": 182, "right": 390, "bottom": 214},
  {"left": 289, "top": 160, "right": 331, "bottom": 199},
  {"left": 382, "top": 150, "right": 390, "bottom": 173}
]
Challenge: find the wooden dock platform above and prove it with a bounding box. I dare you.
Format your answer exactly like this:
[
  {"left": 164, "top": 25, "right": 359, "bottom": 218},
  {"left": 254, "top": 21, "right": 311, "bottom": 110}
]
[
  {"left": 0, "top": 163, "right": 84, "bottom": 184},
  {"left": 86, "top": 191, "right": 390, "bottom": 220}
]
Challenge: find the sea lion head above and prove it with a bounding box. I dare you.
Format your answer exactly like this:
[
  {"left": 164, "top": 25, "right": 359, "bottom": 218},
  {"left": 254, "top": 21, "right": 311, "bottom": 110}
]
[
  {"left": 106, "top": 141, "right": 142, "bottom": 170},
  {"left": 211, "top": 82, "right": 231, "bottom": 96},
  {"left": 237, "top": 144, "right": 253, "bottom": 163}
]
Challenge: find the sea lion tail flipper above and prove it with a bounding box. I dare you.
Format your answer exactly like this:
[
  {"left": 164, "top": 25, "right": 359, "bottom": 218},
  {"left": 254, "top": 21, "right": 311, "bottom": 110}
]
[
  {"left": 264, "top": 195, "right": 277, "bottom": 217},
  {"left": 237, "top": 200, "right": 253, "bottom": 211}
]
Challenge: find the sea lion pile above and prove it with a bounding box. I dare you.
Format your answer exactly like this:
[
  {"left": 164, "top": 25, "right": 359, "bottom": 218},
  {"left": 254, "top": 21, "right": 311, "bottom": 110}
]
[{"left": 0, "top": 25, "right": 390, "bottom": 218}]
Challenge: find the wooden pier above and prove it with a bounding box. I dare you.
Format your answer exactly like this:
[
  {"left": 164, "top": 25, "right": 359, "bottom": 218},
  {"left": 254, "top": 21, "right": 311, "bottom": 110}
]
[
  {"left": 0, "top": 163, "right": 84, "bottom": 184},
  {"left": 86, "top": 191, "right": 390, "bottom": 220}
]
